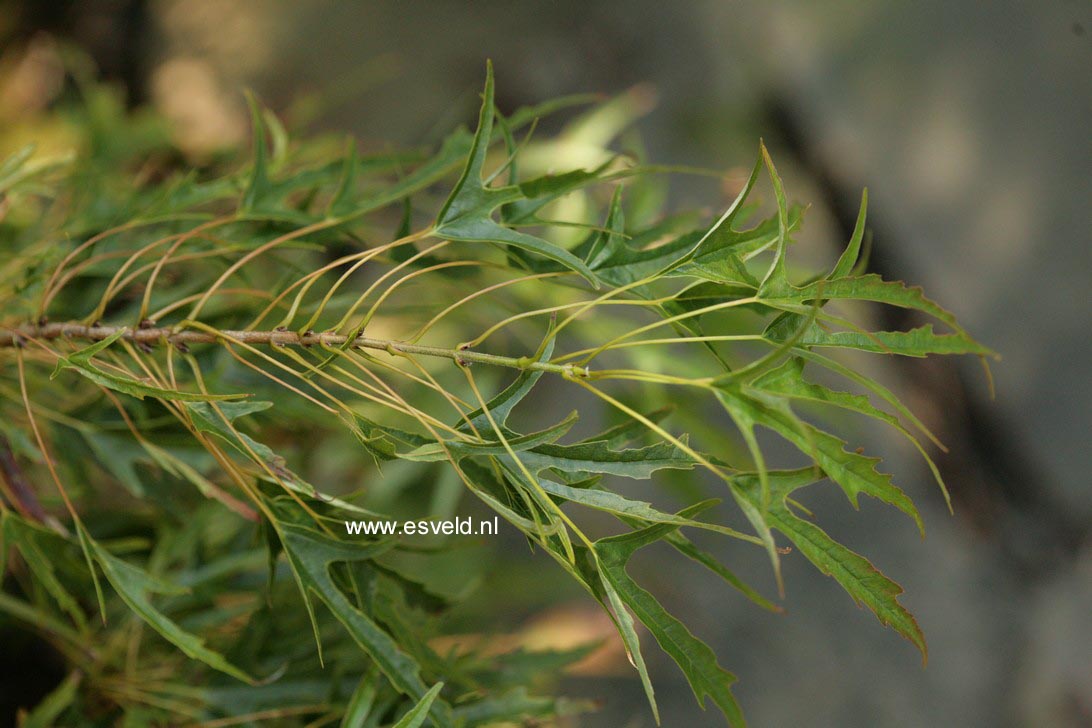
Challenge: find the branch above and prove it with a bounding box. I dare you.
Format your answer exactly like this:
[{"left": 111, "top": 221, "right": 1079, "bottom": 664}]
[{"left": 0, "top": 323, "right": 590, "bottom": 377}]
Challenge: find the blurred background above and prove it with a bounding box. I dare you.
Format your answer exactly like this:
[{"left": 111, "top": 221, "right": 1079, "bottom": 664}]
[{"left": 1, "top": 1, "right": 1088, "bottom": 725}]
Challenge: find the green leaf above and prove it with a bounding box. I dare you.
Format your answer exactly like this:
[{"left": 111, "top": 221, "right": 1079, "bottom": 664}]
[
  {"left": 764, "top": 317, "right": 992, "bottom": 357},
  {"left": 752, "top": 357, "right": 949, "bottom": 506},
  {"left": 188, "top": 402, "right": 380, "bottom": 516},
  {"left": 753, "top": 358, "right": 908, "bottom": 435},
  {"left": 391, "top": 682, "right": 444, "bottom": 728},
  {"left": 51, "top": 330, "right": 245, "bottom": 402},
  {"left": 0, "top": 419, "right": 41, "bottom": 462},
  {"left": 77, "top": 525, "right": 257, "bottom": 684},
  {"left": 82, "top": 431, "right": 151, "bottom": 496},
  {"left": 0, "top": 143, "right": 36, "bottom": 187},
  {"left": 340, "top": 666, "right": 380, "bottom": 728},
  {"left": 268, "top": 498, "right": 453, "bottom": 727},
  {"left": 0, "top": 143, "right": 73, "bottom": 195},
  {"left": 185, "top": 400, "right": 277, "bottom": 461},
  {"left": 347, "top": 413, "right": 432, "bottom": 462},
  {"left": 452, "top": 686, "right": 585, "bottom": 727},
  {"left": 354, "top": 128, "right": 473, "bottom": 217},
  {"left": 459, "top": 458, "right": 567, "bottom": 535},
  {"left": 240, "top": 91, "right": 273, "bottom": 213},
  {"left": 327, "top": 137, "right": 361, "bottom": 218},
  {"left": 401, "top": 412, "right": 577, "bottom": 461},
  {"left": 765, "top": 273, "right": 968, "bottom": 334},
  {"left": 433, "top": 62, "right": 599, "bottom": 287},
  {"left": 437, "top": 218, "right": 600, "bottom": 287},
  {"left": 791, "top": 348, "right": 945, "bottom": 448},
  {"left": 664, "top": 530, "right": 780, "bottom": 611},
  {"left": 596, "top": 514, "right": 746, "bottom": 727},
  {"left": 2, "top": 513, "right": 87, "bottom": 629},
  {"left": 1, "top": 64, "right": 989, "bottom": 726},
  {"left": 715, "top": 385, "right": 924, "bottom": 534},
  {"left": 669, "top": 151, "right": 764, "bottom": 273},
  {"left": 262, "top": 107, "right": 289, "bottom": 168},
  {"left": 141, "top": 441, "right": 220, "bottom": 499},
  {"left": 733, "top": 469, "right": 927, "bottom": 660},
  {"left": 830, "top": 189, "right": 868, "bottom": 279},
  {"left": 757, "top": 141, "right": 792, "bottom": 295},
  {"left": 312, "top": 127, "right": 474, "bottom": 224},
  {"left": 538, "top": 478, "right": 744, "bottom": 539},
  {"left": 577, "top": 406, "right": 674, "bottom": 448},
  {"left": 517, "top": 438, "right": 695, "bottom": 479},
  {"left": 458, "top": 320, "right": 557, "bottom": 432},
  {"left": 598, "top": 564, "right": 660, "bottom": 724},
  {"left": 505, "top": 161, "right": 614, "bottom": 226},
  {"left": 19, "top": 671, "right": 81, "bottom": 728},
  {"left": 591, "top": 207, "right": 797, "bottom": 288}
]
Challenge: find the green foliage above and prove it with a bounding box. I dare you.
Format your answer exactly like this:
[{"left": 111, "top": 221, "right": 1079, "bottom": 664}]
[{"left": 0, "top": 63, "right": 992, "bottom": 726}]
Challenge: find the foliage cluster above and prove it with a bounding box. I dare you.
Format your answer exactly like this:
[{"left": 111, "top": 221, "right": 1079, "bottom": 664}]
[{"left": 0, "top": 63, "right": 992, "bottom": 726}]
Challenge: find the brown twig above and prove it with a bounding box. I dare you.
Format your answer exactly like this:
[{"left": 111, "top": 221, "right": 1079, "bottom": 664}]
[
  {"left": 0, "top": 432, "right": 46, "bottom": 522},
  {"left": 0, "top": 322, "right": 590, "bottom": 377}
]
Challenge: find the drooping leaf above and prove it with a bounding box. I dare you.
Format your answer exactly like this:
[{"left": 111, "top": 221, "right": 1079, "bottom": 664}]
[
  {"left": 714, "top": 384, "right": 924, "bottom": 534},
  {"left": 660, "top": 531, "right": 781, "bottom": 612},
  {"left": 268, "top": 497, "right": 454, "bottom": 727},
  {"left": 3, "top": 513, "right": 87, "bottom": 629},
  {"left": 1, "top": 62, "right": 989, "bottom": 727},
  {"left": 732, "top": 469, "right": 927, "bottom": 660},
  {"left": 596, "top": 514, "right": 746, "bottom": 727},
  {"left": 187, "top": 402, "right": 380, "bottom": 516},
  {"left": 752, "top": 357, "right": 949, "bottom": 506},
  {"left": 597, "top": 560, "right": 660, "bottom": 724},
  {"left": 185, "top": 400, "right": 277, "bottom": 462},
  {"left": 77, "top": 525, "right": 257, "bottom": 684},
  {"left": 791, "top": 348, "right": 945, "bottom": 448}
]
